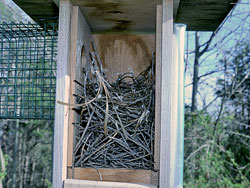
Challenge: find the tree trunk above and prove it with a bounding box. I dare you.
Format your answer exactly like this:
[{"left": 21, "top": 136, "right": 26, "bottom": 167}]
[
  {"left": 19, "top": 128, "right": 25, "bottom": 188},
  {"left": 30, "top": 152, "right": 36, "bottom": 187},
  {"left": 11, "top": 120, "right": 19, "bottom": 188},
  {"left": 0, "top": 146, "right": 6, "bottom": 188},
  {"left": 191, "top": 32, "right": 200, "bottom": 112}
]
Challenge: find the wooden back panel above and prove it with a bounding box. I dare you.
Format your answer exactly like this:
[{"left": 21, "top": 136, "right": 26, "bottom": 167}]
[{"left": 93, "top": 34, "right": 155, "bottom": 81}]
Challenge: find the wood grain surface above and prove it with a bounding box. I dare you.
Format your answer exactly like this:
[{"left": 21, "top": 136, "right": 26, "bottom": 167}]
[
  {"left": 93, "top": 34, "right": 155, "bottom": 82},
  {"left": 64, "top": 179, "right": 157, "bottom": 188},
  {"left": 68, "top": 167, "right": 158, "bottom": 185}
]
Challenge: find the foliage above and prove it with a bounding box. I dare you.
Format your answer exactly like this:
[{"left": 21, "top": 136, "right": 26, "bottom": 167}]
[
  {"left": 216, "top": 42, "right": 250, "bottom": 124},
  {"left": 0, "top": 154, "right": 8, "bottom": 181},
  {"left": 0, "top": 120, "right": 53, "bottom": 188},
  {"left": 184, "top": 111, "right": 249, "bottom": 187}
]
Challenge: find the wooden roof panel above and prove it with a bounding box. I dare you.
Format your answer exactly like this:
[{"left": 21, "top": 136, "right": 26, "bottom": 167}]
[
  {"left": 176, "top": 0, "right": 238, "bottom": 31},
  {"left": 13, "top": 0, "right": 59, "bottom": 22},
  {"left": 71, "top": 0, "right": 161, "bottom": 33},
  {"left": 12, "top": 0, "right": 238, "bottom": 31}
]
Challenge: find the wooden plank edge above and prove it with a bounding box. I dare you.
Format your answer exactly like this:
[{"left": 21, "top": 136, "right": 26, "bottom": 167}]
[
  {"left": 160, "top": 0, "right": 174, "bottom": 188},
  {"left": 154, "top": 4, "right": 163, "bottom": 171},
  {"left": 64, "top": 179, "right": 157, "bottom": 188},
  {"left": 67, "top": 167, "right": 158, "bottom": 185}
]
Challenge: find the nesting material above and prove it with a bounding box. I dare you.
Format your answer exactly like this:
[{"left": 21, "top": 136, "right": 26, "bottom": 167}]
[{"left": 73, "top": 52, "right": 155, "bottom": 170}]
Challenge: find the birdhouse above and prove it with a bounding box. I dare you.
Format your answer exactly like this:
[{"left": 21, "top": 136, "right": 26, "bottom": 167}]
[
  {"left": 53, "top": 2, "right": 184, "bottom": 187},
  {"left": 11, "top": 0, "right": 237, "bottom": 187}
]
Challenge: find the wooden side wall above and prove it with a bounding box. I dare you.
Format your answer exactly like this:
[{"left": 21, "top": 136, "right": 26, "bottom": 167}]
[
  {"left": 67, "top": 4, "right": 92, "bottom": 169},
  {"left": 160, "top": 0, "right": 174, "bottom": 188},
  {"left": 53, "top": 1, "right": 72, "bottom": 187},
  {"left": 154, "top": 5, "right": 162, "bottom": 171},
  {"left": 53, "top": 1, "right": 93, "bottom": 187}
]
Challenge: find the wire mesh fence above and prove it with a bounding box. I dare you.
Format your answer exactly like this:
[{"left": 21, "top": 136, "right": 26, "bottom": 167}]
[{"left": 0, "top": 22, "right": 58, "bottom": 119}]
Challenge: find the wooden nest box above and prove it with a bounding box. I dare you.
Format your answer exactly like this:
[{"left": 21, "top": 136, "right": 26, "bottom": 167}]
[
  {"left": 54, "top": 1, "right": 176, "bottom": 187},
  {"left": 27, "top": 0, "right": 235, "bottom": 187}
]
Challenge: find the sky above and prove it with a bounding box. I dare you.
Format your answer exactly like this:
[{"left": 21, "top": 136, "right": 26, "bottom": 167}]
[{"left": 184, "top": 0, "right": 250, "bottom": 111}]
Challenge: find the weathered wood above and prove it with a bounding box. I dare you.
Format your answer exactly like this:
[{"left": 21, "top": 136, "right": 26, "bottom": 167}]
[
  {"left": 67, "top": 5, "right": 92, "bottom": 169},
  {"left": 64, "top": 179, "right": 157, "bottom": 188},
  {"left": 53, "top": 1, "right": 72, "bottom": 187},
  {"left": 154, "top": 5, "right": 162, "bottom": 171},
  {"left": 67, "top": 168, "right": 158, "bottom": 185},
  {"left": 92, "top": 34, "right": 155, "bottom": 82},
  {"left": 13, "top": 0, "right": 59, "bottom": 21},
  {"left": 14, "top": 0, "right": 237, "bottom": 31},
  {"left": 67, "top": 5, "right": 77, "bottom": 171},
  {"left": 67, "top": 0, "right": 163, "bottom": 33},
  {"left": 176, "top": 0, "right": 237, "bottom": 31},
  {"left": 160, "top": 0, "right": 173, "bottom": 188},
  {"left": 64, "top": 0, "right": 238, "bottom": 31}
]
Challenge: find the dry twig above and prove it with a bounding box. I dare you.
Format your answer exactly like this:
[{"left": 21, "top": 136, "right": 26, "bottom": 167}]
[{"left": 72, "top": 51, "right": 155, "bottom": 170}]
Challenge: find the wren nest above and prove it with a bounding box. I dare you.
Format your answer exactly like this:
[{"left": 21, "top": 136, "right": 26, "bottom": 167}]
[{"left": 72, "top": 51, "right": 155, "bottom": 170}]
